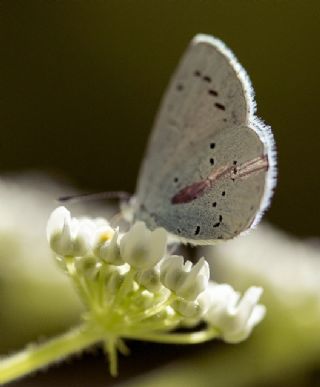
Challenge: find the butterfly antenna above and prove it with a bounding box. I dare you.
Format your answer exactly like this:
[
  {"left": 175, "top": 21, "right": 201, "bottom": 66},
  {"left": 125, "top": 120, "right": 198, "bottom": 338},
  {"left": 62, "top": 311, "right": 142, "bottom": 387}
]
[{"left": 58, "top": 191, "right": 131, "bottom": 204}]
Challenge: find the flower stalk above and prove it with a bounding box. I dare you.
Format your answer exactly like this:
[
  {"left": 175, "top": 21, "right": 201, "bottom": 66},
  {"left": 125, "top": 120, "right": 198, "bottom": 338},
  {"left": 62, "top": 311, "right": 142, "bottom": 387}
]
[{"left": 0, "top": 323, "right": 103, "bottom": 384}]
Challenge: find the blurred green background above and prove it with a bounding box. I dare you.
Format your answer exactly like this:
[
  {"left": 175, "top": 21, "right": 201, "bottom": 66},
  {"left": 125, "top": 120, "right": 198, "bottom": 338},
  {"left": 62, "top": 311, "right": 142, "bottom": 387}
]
[{"left": 1, "top": 0, "right": 320, "bottom": 238}]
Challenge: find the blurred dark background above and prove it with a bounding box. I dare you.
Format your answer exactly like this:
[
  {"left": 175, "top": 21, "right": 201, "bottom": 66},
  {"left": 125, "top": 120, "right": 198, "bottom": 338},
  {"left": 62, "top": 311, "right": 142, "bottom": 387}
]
[{"left": 1, "top": 0, "right": 320, "bottom": 237}]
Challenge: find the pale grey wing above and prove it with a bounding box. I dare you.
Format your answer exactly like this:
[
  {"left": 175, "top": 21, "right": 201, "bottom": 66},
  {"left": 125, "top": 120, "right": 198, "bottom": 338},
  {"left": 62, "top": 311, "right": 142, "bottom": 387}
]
[
  {"left": 136, "top": 124, "right": 270, "bottom": 243},
  {"left": 135, "top": 34, "right": 275, "bottom": 243},
  {"left": 136, "top": 34, "right": 254, "bottom": 206}
]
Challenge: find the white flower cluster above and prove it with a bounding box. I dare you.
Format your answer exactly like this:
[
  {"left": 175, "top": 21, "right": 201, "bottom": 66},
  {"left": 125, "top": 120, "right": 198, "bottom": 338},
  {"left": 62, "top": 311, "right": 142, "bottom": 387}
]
[{"left": 47, "top": 206, "right": 265, "bottom": 344}]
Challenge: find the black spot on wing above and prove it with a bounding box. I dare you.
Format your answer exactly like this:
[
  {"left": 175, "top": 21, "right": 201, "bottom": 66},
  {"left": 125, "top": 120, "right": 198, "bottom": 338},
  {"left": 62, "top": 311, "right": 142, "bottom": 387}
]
[
  {"left": 215, "top": 102, "right": 226, "bottom": 111},
  {"left": 213, "top": 215, "right": 223, "bottom": 228},
  {"left": 191, "top": 70, "right": 225, "bottom": 113},
  {"left": 208, "top": 89, "right": 218, "bottom": 96},
  {"left": 195, "top": 226, "right": 200, "bottom": 235}
]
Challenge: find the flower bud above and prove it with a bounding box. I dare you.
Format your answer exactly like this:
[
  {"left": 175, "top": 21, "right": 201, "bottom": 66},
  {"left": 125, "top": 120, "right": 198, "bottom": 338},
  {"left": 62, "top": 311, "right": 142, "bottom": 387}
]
[
  {"left": 120, "top": 222, "right": 167, "bottom": 270},
  {"left": 94, "top": 227, "right": 123, "bottom": 265},
  {"left": 47, "top": 206, "right": 93, "bottom": 257},
  {"left": 160, "top": 256, "right": 210, "bottom": 301},
  {"left": 204, "top": 283, "right": 266, "bottom": 343}
]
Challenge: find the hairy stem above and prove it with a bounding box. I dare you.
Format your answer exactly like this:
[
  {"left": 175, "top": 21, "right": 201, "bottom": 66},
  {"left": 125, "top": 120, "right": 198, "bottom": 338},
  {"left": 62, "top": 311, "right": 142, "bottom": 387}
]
[{"left": 0, "top": 323, "right": 103, "bottom": 384}]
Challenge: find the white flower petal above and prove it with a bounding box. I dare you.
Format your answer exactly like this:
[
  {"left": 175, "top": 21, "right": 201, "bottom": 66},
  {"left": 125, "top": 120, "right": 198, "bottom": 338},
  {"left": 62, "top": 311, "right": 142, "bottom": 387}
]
[
  {"left": 178, "top": 258, "right": 210, "bottom": 300},
  {"left": 47, "top": 206, "right": 94, "bottom": 257},
  {"left": 46, "top": 206, "right": 71, "bottom": 242},
  {"left": 204, "top": 283, "right": 265, "bottom": 343},
  {"left": 120, "top": 222, "right": 167, "bottom": 270},
  {"left": 93, "top": 227, "right": 123, "bottom": 265},
  {"left": 160, "top": 255, "right": 185, "bottom": 290},
  {"left": 160, "top": 256, "right": 210, "bottom": 301},
  {"left": 149, "top": 227, "right": 167, "bottom": 262}
]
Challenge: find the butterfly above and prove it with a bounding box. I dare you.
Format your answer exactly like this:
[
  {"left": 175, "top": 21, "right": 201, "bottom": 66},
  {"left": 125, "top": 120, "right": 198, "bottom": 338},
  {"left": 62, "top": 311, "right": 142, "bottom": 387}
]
[{"left": 133, "top": 34, "right": 276, "bottom": 244}]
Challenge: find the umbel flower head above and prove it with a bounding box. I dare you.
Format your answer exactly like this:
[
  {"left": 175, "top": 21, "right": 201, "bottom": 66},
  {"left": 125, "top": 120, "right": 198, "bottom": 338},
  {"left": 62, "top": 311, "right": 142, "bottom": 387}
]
[{"left": 45, "top": 206, "right": 265, "bottom": 376}]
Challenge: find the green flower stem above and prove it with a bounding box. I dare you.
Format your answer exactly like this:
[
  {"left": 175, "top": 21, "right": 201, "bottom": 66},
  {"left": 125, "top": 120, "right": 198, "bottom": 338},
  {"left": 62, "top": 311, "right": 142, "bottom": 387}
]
[
  {"left": 111, "top": 268, "right": 136, "bottom": 308},
  {"left": 0, "top": 323, "right": 103, "bottom": 385},
  {"left": 104, "top": 337, "right": 118, "bottom": 377},
  {"left": 123, "top": 327, "right": 219, "bottom": 344},
  {"left": 129, "top": 320, "right": 181, "bottom": 335},
  {"left": 65, "top": 257, "right": 92, "bottom": 307},
  {"left": 98, "top": 264, "right": 108, "bottom": 306},
  {"left": 128, "top": 293, "right": 176, "bottom": 323},
  {"left": 117, "top": 339, "right": 130, "bottom": 356}
]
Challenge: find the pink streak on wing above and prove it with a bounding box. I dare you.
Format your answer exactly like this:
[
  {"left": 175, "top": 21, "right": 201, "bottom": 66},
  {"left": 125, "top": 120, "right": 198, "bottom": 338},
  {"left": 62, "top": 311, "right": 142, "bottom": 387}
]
[
  {"left": 171, "top": 165, "right": 231, "bottom": 204},
  {"left": 171, "top": 180, "right": 210, "bottom": 204},
  {"left": 171, "top": 155, "right": 269, "bottom": 205}
]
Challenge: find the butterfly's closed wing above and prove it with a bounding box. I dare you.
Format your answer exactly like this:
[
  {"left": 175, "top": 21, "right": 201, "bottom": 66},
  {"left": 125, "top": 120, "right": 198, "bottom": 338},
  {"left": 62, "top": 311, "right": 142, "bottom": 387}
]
[{"left": 135, "top": 34, "right": 276, "bottom": 244}]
